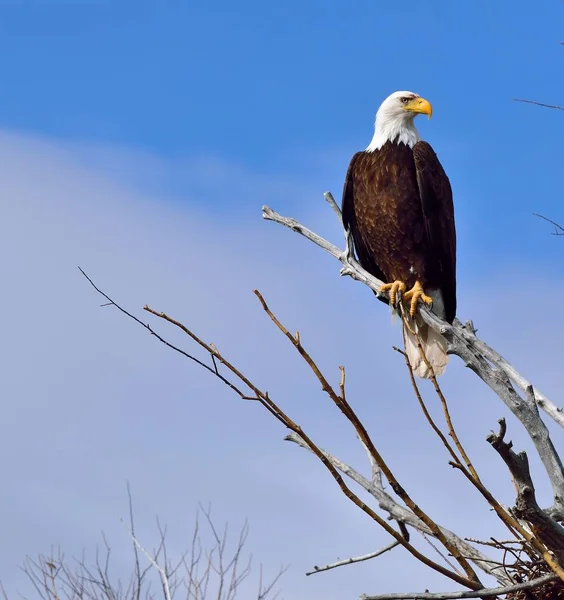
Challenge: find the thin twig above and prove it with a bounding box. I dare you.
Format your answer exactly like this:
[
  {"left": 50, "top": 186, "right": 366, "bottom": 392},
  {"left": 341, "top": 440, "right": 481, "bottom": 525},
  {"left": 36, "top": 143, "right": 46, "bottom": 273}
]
[
  {"left": 398, "top": 312, "right": 480, "bottom": 483},
  {"left": 284, "top": 431, "right": 510, "bottom": 584},
  {"left": 428, "top": 365, "right": 481, "bottom": 482},
  {"left": 306, "top": 541, "right": 399, "bottom": 576},
  {"left": 533, "top": 213, "right": 564, "bottom": 236},
  {"left": 78, "top": 267, "right": 248, "bottom": 399},
  {"left": 514, "top": 98, "right": 564, "bottom": 111},
  {"left": 395, "top": 345, "right": 463, "bottom": 468}
]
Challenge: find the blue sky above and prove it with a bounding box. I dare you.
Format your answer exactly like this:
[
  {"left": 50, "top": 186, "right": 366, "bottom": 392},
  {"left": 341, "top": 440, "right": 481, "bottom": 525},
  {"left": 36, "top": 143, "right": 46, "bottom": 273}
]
[
  {"left": 0, "top": 2, "right": 563, "bottom": 599},
  {"left": 1, "top": 0, "right": 562, "bottom": 264}
]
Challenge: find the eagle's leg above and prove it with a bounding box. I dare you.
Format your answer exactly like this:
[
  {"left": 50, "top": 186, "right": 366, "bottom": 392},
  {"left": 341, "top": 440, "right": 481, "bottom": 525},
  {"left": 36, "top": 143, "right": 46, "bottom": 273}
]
[
  {"left": 403, "top": 281, "right": 433, "bottom": 318},
  {"left": 380, "top": 281, "right": 407, "bottom": 307}
]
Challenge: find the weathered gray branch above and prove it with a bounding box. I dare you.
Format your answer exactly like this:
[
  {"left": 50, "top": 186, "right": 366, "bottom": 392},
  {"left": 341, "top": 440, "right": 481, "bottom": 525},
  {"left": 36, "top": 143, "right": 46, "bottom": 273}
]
[
  {"left": 263, "top": 198, "right": 564, "bottom": 520},
  {"left": 285, "top": 432, "right": 512, "bottom": 585},
  {"left": 488, "top": 419, "right": 564, "bottom": 563},
  {"left": 360, "top": 573, "right": 558, "bottom": 600},
  {"left": 471, "top": 334, "right": 564, "bottom": 428}
]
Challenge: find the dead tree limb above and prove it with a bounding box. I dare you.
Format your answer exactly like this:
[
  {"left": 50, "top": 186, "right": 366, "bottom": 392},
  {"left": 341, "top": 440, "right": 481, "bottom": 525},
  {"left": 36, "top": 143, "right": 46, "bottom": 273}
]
[
  {"left": 283, "top": 432, "right": 509, "bottom": 584},
  {"left": 360, "top": 573, "right": 558, "bottom": 600},
  {"left": 262, "top": 196, "right": 564, "bottom": 521},
  {"left": 254, "top": 290, "right": 482, "bottom": 586},
  {"left": 79, "top": 269, "right": 484, "bottom": 591},
  {"left": 514, "top": 98, "right": 564, "bottom": 111},
  {"left": 79, "top": 188, "right": 564, "bottom": 598},
  {"left": 488, "top": 420, "right": 564, "bottom": 565}
]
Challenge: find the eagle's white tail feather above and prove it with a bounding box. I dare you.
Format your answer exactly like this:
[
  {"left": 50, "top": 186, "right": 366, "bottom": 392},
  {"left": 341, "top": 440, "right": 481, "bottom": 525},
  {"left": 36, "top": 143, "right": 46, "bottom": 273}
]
[{"left": 403, "top": 320, "right": 448, "bottom": 379}]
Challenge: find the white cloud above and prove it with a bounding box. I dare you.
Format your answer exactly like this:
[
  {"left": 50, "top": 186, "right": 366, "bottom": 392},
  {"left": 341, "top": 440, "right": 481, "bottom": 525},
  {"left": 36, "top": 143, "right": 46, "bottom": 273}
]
[{"left": 0, "top": 130, "right": 561, "bottom": 599}]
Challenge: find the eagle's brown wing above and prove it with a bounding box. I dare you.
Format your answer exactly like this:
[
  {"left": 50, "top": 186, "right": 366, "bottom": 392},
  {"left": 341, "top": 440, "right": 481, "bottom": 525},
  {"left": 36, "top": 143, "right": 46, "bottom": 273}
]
[
  {"left": 412, "top": 141, "right": 457, "bottom": 323},
  {"left": 341, "top": 151, "right": 388, "bottom": 304}
]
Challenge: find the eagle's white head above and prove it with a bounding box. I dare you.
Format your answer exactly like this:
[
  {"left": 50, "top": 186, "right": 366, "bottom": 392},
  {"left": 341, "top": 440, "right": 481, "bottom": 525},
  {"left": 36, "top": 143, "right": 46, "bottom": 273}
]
[{"left": 366, "top": 91, "right": 433, "bottom": 152}]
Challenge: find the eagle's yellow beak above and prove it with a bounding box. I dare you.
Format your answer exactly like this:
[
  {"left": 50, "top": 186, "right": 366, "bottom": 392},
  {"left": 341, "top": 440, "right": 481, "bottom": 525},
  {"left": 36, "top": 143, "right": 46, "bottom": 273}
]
[{"left": 404, "top": 96, "right": 433, "bottom": 119}]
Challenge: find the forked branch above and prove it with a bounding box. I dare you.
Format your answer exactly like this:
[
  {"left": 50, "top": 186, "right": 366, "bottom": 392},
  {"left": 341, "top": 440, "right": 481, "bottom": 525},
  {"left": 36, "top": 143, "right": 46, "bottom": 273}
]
[
  {"left": 79, "top": 269, "right": 483, "bottom": 591},
  {"left": 262, "top": 196, "right": 564, "bottom": 520}
]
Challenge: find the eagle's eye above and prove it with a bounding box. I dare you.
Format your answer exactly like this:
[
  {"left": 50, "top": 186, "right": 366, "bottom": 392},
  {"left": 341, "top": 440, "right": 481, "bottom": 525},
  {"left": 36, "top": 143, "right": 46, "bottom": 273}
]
[{"left": 400, "top": 97, "right": 410, "bottom": 104}]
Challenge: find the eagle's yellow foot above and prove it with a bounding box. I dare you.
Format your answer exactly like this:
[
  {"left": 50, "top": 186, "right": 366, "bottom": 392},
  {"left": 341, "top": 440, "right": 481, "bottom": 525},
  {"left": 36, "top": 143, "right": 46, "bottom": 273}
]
[
  {"left": 403, "top": 281, "right": 433, "bottom": 318},
  {"left": 380, "top": 281, "right": 407, "bottom": 306}
]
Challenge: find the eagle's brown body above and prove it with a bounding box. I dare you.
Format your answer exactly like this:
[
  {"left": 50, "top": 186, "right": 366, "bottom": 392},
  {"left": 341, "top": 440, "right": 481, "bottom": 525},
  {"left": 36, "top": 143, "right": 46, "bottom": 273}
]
[{"left": 342, "top": 139, "right": 457, "bottom": 324}]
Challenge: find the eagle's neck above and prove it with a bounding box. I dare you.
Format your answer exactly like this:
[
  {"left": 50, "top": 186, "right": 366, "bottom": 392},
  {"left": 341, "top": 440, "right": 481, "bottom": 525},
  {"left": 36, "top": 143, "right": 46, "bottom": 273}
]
[{"left": 366, "top": 114, "right": 420, "bottom": 152}]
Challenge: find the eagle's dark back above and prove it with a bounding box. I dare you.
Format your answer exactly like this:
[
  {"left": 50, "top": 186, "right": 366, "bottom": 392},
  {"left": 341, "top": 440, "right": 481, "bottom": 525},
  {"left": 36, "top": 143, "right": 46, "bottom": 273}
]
[{"left": 342, "top": 139, "right": 457, "bottom": 323}]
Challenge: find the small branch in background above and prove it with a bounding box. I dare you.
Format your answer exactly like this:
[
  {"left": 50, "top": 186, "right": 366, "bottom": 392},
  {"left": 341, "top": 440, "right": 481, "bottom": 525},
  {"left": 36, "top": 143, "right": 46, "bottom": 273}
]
[
  {"left": 306, "top": 541, "right": 400, "bottom": 576},
  {"left": 514, "top": 98, "right": 564, "bottom": 111},
  {"left": 395, "top": 345, "right": 480, "bottom": 483},
  {"left": 20, "top": 505, "right": 284, "bottom": 600},
  {"left": 533, "top": 213, "right": 564, "bottom": 236},
  {"left": 122, "top": 519, "right": 173, "bottom": 600}
]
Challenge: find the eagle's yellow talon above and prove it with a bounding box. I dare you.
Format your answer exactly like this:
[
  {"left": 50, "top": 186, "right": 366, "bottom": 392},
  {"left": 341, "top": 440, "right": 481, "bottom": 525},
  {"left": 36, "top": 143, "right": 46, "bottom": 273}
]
[
  {"left": 380, "top": 280, "right": 407, "bottom": 306},
  {"left": 403, "top": 281, "right": 433, "bottom": 317}
]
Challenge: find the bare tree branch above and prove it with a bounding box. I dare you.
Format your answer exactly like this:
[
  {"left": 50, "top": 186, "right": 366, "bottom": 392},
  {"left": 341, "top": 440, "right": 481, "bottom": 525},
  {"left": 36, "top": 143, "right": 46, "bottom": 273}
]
[
  {"left": 533, "top": 213, "right": 564, "bottom": 236},
  {"left": 19, "top": 506, "right": 283, "bottom": 600},
  {"left": 360, "top": 573, "right": 558, "bottom": 600},
  {"left": 121, "top": 519, "right": 173, "bottom": 600},
  {"left": 488, "top": 420, "right": 564, "bottom": 564},
  {"left": 306, "top": 541, "right": 400, "bottom": 576},
  {"left": 514, "top": 98, "right": 564, "bottom": 111},
  {"left": 261, "top": 201, "right": 564, "bottom": 521},
  {"left": 253, "top": 289, "right": 483, "bottom": 586}
]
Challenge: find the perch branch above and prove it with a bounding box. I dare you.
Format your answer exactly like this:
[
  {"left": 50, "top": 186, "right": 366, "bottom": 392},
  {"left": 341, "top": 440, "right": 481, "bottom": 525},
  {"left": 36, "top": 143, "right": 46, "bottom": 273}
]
[
  {"left": 262, "top": 201, "right": 564, "bottom": 520},
  {"left": 306, "top": 541, "right": 399, "bottom": 576},
  {"left": 262, "top": 205, "right": 385, "bottom": 296}
]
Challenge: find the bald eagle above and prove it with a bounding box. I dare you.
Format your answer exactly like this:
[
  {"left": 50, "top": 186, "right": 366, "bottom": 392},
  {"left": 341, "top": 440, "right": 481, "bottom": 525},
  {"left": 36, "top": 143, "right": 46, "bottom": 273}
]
[{"left": 342, "top": 91, "right": 456, "bottom": 378}]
